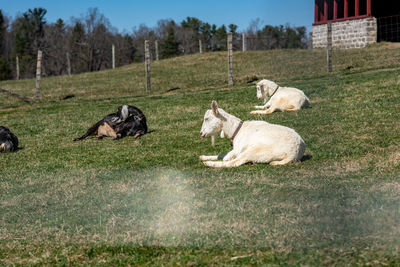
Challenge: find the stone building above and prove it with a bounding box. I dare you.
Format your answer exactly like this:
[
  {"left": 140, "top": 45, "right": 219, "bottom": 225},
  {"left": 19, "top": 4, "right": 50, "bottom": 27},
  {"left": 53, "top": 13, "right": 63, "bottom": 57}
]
[{"left": 312, "top": 0, "right": 400, "bottom": 49}]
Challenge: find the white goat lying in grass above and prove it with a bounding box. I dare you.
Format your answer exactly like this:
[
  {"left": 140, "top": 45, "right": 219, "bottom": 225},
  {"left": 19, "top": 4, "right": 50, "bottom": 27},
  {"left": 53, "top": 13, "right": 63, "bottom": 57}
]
[
  {"left": 250, "top": 79, "right": 310, "bottom": 115},
  {"left": 200, "top": 101, "right": 305, "bottom": 168}
]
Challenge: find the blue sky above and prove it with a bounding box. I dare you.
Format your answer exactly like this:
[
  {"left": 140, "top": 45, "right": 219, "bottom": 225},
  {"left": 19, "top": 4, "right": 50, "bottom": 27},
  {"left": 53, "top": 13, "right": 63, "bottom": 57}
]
[{"left": 1, "top": 0, "right": 314, "bottom": 33}]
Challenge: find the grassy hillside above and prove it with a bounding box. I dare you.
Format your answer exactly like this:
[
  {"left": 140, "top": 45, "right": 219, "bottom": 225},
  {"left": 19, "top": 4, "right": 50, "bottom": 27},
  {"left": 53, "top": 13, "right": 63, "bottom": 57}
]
[{"left": 1, "top": 43, "right": 400, "bottom": 265}]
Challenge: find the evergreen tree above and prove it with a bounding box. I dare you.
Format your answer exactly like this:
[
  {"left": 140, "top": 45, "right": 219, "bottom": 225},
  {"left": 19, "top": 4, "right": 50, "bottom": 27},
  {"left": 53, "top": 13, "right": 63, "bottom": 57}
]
[
  {"left": 211, "top": 24, "right": 217, "bottom": 36},
  {"left": 0, "top": 10, "right": 4, "bottom": 55},
  {"left": 161, "top": 26, "right": 179, "bottom": 59},
  {"left": 181, "top": 17, "right": 202, "bottom": 34},
  {"left": 228, "top": 24, "right": 238, "bottom": 34},
  {"left": 55, "top": 18, "right": 65, "bottom": 31},
  {"left": 284, "top": 26, "right": 298, "bottom": 48},
  {"left": 12, "top": 8, "right": 47, "bottom": 78},
  {"left": 14, "top": 17, "right": 30, "bottom": 56},
  {"left": 15, "top": 8, "right": 47, "bottom": 55},
  {"left": 0, "top": 11, "right": 11, "bottom": 80},
  {"left": 70, "top": 22, "right": 87, "bottom": 73},
  {"left": 200, "top": 22, "right": 212, "bottom": 51},
  {"left": 0, "top": 57, "right": 11, "bottom": 80},
  {"left": 213, "top": 24, "right": 227, "bottom": 50},
  {"left": 122, "top": 34, "right": 137, "bottom": 63},
  {"left": 200, "top": 22, "right": 211, "bottom": 39}
]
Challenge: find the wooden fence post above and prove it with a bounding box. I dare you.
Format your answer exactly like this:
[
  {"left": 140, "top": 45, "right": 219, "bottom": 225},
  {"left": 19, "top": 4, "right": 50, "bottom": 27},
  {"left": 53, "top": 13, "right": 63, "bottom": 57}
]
[
  {"left": 327, "top": 23, "right": 333, "bottom": 72},
  {"left": 199, "top": 39, "right": 202, "bottom": 54},
  {"left": 35, "top": 50, "right": 42, "bottom": 101},
  {"left": 242, "top": 33, "right": 246, "bottom": 52},
  {"left": 66, "top": 52, "right": 71, "bottom": 76},
  {"left": 227, "top": 33, "right": 233, "bottom": 86},
  {"left": 155, "top": 40, "right": 159, "bottom": 61},
  {"left": 16, "top": 55, "right": 20, "bottom": 80},
  {"left": 112, "top": 44, "right": 115, "bottom": 69},
  {"left": 145, "top": 40, "right": 151, "bottom": 92}
]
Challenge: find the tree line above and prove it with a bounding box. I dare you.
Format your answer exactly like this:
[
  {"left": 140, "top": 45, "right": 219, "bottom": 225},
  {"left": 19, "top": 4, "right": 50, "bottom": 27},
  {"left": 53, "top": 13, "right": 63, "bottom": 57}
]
[{"left": 0, "top": 8, "right": 308, "bottom": 80}]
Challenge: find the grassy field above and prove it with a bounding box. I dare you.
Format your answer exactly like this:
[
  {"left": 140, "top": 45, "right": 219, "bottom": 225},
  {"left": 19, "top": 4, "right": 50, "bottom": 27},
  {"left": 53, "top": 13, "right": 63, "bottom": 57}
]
[{"left": 1, "top": 43, "right": 400, "bottom": 265}]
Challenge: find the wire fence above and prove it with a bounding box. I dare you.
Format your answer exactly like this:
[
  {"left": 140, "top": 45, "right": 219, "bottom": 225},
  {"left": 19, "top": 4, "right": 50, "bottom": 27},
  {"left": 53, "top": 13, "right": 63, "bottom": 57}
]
[
  {"left": 4, "top": 12, "right": 400, "bottom": 82},
  {"left": 377, "top": 15, "right": 400, "bottom": 42},
  {"left": 143, "top": 33, "right": 312, "bottom": 61},
  {"left": 3, "top": 16, "right": 400, "bottom": 102}
]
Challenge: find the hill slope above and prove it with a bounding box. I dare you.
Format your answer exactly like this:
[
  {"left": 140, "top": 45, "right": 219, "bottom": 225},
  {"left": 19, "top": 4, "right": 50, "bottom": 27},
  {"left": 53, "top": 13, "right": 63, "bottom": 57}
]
[{"left": 1, "top": 42, "right": 400, "bottom": 105}]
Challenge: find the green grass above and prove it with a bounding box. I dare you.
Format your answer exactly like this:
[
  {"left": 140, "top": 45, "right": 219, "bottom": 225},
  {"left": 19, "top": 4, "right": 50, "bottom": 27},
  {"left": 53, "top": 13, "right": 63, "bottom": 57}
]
[{"left": 1, "top": 43, "right": 400, "bottom": 265}]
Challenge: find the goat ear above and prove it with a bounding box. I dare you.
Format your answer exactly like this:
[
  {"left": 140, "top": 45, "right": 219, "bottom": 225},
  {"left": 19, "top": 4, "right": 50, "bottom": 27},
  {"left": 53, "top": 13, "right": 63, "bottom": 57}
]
[
  {"left": 259, "top": 83, "right": 264, "bottom": 92},
  {"left": 211, "top": 100, "right": 219, "bottom": 116},
  {"left": 211, "top": 101, "right": 227, "bottom": 121}
]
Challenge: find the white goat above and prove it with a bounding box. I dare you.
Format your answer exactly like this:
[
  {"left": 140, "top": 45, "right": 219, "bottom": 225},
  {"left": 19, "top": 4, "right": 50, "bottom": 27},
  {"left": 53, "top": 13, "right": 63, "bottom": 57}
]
[
  {"left": 250, "top": 79, "right": 310, "bottom": 115},
  {"left": 200, "top": 101, "right": 305, "bottom": 168}
]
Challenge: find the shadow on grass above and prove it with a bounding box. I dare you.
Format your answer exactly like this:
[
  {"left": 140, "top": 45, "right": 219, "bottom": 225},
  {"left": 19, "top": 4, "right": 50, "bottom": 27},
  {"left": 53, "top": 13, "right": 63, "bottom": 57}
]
[
  {"left": 212, "top": 153, "right": 312, "bottom": 163},
  {"left": 301, "top": 154, "right": 312, "bottom": 162}
]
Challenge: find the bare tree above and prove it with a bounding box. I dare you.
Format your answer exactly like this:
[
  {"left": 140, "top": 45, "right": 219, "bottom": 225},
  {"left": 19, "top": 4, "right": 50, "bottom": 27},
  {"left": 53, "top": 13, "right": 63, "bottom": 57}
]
[
  {"left": 42, "top": 19, "right": 70, "bottom": 76},
  {"left": 68, "top": 8, "right": 114, "bottom": 72},
  {"left": 132, "top": 23, "right": 156, "bottom": 61}
]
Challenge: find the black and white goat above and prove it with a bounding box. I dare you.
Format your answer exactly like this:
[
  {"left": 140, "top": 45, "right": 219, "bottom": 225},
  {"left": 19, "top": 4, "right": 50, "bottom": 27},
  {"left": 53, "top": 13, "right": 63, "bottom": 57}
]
[
  {"left": 74, "top": 105, "right": 147, "bottom": 141},
  {"left": 0, "top": 126, "right": 19, "bottom": 153}
]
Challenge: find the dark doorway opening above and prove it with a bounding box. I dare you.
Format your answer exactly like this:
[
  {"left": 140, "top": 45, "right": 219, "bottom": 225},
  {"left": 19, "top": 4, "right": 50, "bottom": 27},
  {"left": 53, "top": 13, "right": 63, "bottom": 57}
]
[{"left": 372, "top": 0, "right": 400, "bottom": 42}]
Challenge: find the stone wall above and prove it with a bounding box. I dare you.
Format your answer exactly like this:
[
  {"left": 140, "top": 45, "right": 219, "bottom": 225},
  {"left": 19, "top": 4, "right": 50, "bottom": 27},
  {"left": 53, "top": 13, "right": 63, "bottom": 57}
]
[{"left": 312, "top": 17, "right": 377, "bottom": 49}]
